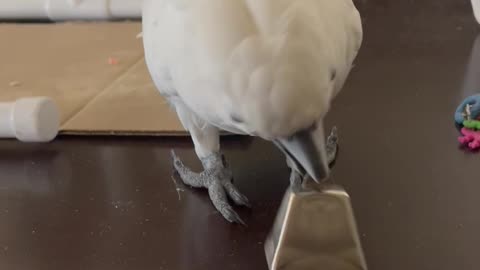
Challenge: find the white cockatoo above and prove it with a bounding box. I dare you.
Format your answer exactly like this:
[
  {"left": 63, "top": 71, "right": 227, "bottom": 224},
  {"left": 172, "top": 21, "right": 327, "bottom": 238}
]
[{"left": 142, "top": 0, "right": 362, "bottom": 224}]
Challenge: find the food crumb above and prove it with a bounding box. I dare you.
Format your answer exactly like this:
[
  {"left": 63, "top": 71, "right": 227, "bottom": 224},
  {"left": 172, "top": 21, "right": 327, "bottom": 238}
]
[
  {"left": 108, "top": 57, "right": 119, "bottom": 65},
  {"left": 9, "top": 81, "right": 21, "bottom": 87}
]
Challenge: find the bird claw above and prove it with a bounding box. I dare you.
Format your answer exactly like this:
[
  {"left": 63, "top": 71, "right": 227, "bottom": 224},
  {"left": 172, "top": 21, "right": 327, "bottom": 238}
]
[
  {"left": 223, "top": 181, "right": 252, "bottom": 208},
  {"left": 208, "top": 181, "right": 248, "bottom": 226},
  {"left": 328, "top": 126, "right": 338, "bottom": 143},
  {"left": 170, "top": 149, "right": 178, "bottom": 160},
  {"left": 171, "top": 150, "right": 249, "bottom": 225},
  {"left": 221, "top": 204, "right": 247, "bottom": 226},
  {"left": 326, "top": 126, "right": 339, "bottom": 164},
  {"left": 171, "top": 150, "right": 182, "bottom": 169}
]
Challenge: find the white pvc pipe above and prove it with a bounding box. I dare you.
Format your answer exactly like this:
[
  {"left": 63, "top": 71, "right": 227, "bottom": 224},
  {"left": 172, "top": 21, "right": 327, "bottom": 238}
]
[
  {"left": 0, "top": 0, "right": 142, "bottom": 21},
  {"left": 0, "top": 103, "right": 15, "bottom": 138},
  {"left": 0, "top": 97, "right": 59, "bottom": 142},
  {"left": 109, "top": 0, "right": 143, "bottom": 19},
  {"left": 0, "top": 2, "right": 46, "bottom": 19},
  {"left": 0, "top": 0, "right": 476, "bottom": 23}
]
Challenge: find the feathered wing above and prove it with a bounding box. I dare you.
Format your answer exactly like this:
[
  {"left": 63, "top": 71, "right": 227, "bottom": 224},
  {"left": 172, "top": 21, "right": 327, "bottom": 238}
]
[{"left": 142, "top": 0, "right": 362, "bottom": 139}]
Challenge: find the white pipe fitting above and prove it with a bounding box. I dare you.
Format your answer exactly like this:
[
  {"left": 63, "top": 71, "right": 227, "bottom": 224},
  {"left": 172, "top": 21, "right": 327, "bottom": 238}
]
[
  {"left": 0, "top": 0, "right": 142, "bottom": 21},
  {"left": 0, "top": 97, "right": 60, "bottom": 142}
]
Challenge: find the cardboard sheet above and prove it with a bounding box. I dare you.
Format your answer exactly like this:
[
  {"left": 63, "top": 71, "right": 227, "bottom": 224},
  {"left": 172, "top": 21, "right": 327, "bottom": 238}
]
[{"left": 0, "top": 21, "right": 186, "bottom": 136}]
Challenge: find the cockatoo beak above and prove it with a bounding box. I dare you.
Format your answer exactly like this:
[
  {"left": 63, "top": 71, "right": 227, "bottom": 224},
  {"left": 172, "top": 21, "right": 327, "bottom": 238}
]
[{"left": 277, "top": 122, "right": 329, "bottom": 183}]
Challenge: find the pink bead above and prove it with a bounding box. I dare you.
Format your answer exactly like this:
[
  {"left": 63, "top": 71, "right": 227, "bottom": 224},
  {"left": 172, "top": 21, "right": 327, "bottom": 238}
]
[{"left": 459, "top": 128, "right": 480, "bottom": 150}]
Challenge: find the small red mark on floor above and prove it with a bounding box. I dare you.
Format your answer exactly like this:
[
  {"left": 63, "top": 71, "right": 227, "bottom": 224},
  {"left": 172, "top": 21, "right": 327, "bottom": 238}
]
[{"left": 108, "top": 57, "right": 119, "bottom": 65}]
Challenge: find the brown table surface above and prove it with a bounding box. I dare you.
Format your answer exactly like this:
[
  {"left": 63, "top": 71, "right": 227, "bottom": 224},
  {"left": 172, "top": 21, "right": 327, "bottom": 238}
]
[{"left": 1, "top": 1, "right": 480, "bottom": 270}]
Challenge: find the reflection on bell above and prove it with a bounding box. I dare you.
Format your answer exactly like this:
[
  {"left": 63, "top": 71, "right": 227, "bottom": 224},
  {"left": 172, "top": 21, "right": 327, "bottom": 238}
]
[{"left": 265, "top": 181, "right": 368, "bottom": 270}]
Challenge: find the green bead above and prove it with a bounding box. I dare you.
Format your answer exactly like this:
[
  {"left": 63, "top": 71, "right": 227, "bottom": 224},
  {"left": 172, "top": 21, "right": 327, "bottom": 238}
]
[{"left": 463, "top": 120, "right": 480, "bottom": 129}]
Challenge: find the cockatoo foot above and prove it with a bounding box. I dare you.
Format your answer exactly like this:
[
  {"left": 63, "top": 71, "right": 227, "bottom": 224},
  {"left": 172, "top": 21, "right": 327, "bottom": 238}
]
[
  {"left": 171, "top": 150, "right": 250, "bottom": 225},
  {"left": 327, "top": 126, "right": 339, "bottom": 165}
]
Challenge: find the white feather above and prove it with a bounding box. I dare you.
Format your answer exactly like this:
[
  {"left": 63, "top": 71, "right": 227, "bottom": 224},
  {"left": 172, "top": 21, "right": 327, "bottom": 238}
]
[{"left": 142, "top": 0, "right": 362, "bottom": 140}]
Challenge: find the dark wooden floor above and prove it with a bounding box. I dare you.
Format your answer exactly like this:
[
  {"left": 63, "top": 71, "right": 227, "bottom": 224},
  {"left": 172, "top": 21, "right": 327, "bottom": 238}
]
[{"left": 1, "top": 1, "right": 480, "bottom": 269}]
